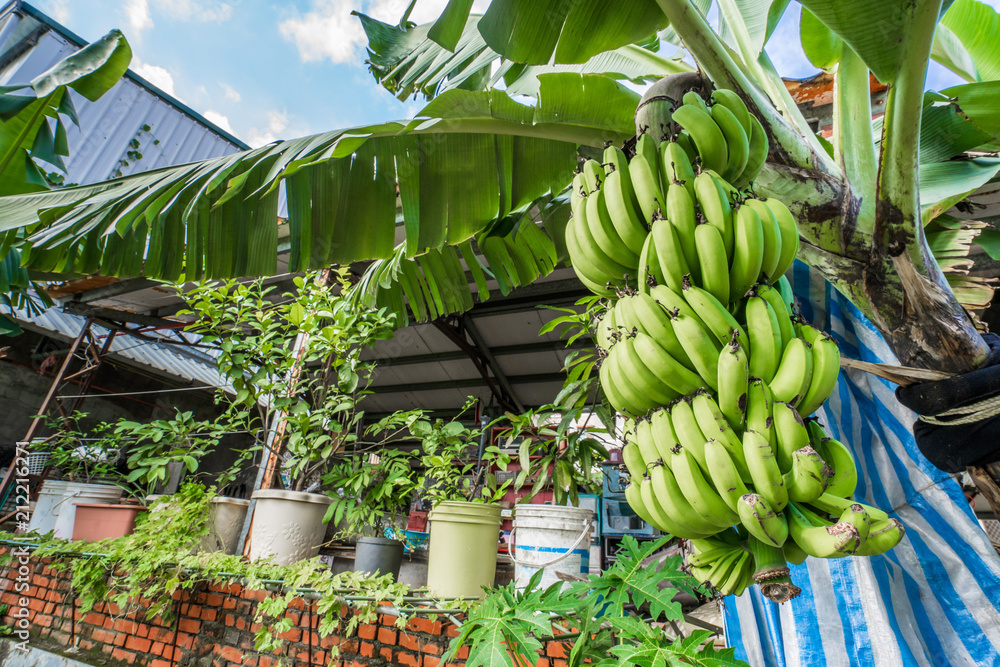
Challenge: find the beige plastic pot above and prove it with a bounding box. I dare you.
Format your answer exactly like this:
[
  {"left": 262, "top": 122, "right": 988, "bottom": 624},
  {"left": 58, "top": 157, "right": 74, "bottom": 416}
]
[
  {"left": 248, "top": 489, "right": 333, "bottom": 565},
  {"left": 204, "top": 497, "right": 251, "bottom": 554},
  {"left": 426, "top": 501, "right": 501, "bottom": 598}
]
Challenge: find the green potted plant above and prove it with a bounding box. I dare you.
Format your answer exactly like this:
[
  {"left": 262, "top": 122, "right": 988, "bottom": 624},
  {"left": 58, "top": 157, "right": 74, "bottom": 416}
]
[
  {"left": 179, "top": 269, "right": 396, "bottom": 565},
  {"left": 115, "top": 408, "right": 255, "bottom": 554},
  {"left": 25, "top": 414, "right": 128, "bottom": 539}
]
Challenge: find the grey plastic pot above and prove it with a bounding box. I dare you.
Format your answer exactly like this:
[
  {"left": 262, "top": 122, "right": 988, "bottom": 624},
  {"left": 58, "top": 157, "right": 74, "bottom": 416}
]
[{"left": 354, "top": 536, "right": 404, "bottom": 580}]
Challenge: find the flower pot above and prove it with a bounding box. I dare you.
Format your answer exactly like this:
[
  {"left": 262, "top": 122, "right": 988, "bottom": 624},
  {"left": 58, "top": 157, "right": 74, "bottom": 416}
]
[
  {"left": 27, "top": 481, "right": 124, "bottom": 538},
  {"left": 203, "top": 497, "right": 251, "bottom": 554},
  {"left": 248, "top": 489, "right": 333, "bottom": 565},
  {"left": 72, "top": 503, "right": 146, "bottom": 541},
  {"left": 426, "top": 501, "right": 502, "bottom": 598},
  {"left": 354, "top": 536, "right": 404, "bottom": 580}
]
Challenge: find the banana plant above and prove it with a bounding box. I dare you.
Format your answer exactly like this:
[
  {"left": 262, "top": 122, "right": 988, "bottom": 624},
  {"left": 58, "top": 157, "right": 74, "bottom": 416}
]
[{"left": 2, "top": 1, "right": 1000, "bottom": 371}]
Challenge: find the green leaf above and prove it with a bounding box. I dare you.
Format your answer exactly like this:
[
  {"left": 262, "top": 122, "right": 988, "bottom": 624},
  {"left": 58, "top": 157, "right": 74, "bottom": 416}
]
[
  {"left": 31, "top": 30, "right": 132, "bottom": 101},
  {"left": 919, "top": 157, "right": 1000, "bottom": 224},
  {"left": 799, "top": 7, "right": 842, "bottom": 71},
  {"left": 478, "top": 0, "right": 668, "bottom": 66},
  {"left": 428, "top": 0, "right": 474, "bottom": 51},
  {"left": 938, "top": 0, "right": 1000, "bottom": 82}
]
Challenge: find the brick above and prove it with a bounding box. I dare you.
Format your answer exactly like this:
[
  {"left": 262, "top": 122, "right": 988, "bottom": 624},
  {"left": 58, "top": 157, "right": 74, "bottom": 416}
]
[
  {"left": 135, "top": 623, "right": 150, "bottom": 638},
  {"left": 178, "top": 617, "right": 201, "bottom": 633},
  {"left": 537, "top": 659, "right": 550, "bottom": 667},
  {"left": 91, "top": 628, "right": 118, "bottom": 644},
  {"left": 77, "top": 639, "right": 95, "bottom": 651},
  {"left": 34, "top": 614, "right": 52, "bottom": 628},
  {"left": 358, "top": 624, "right": 376, "bottom": 640},
  {"left": 446, "top": 624, "right": 460, "bottom": 638},
  {"left": 424, "top": 656, "right": 441, "bottom": 667},
  {"left": 27, "top": 598, "right": 45, "bottom": 612},
  {"left": 111, "top": 648, "right": 137, "bottom": 664},
  {"left": 203, "top": 593, "right": 224, "bottom": 607},
  {"left": 279, "top": 626, "right": 302, "bottom": 643},
  {"left": 103, "top": 617, "right": 115, "bottom": 630},
  {"left": 216, "top": 645, "right": 244, "bottom": 662},
  {"left": 397, "top": 651, "right": 420, "bottom": 667},
  {"left": 243, "top": 589, "right": 266, "bottom": 602},
  {"left": 148, "top": 626, "right": 174, "bottom": 643},
  {"left": 258, "top": 657, "right": 278, "bottom": 667},
  {"left": 381, "top": 613, "right": 397, "bottom": 626},
  {"left": 176, "top": 632, "right": 195, "bottom": 649},
  {"left": 150, "top": 641, "right": 166, "bottom": 656},
  {"left": 361, "top": 641, "right": 375, "bottom": 658},
  {"left": 553, "top": 660, "right": 568, "bottom": 667},
  {"left": 113, "top": 618, "right": 138, "bottom": 633},
  {"left": 457, "top": 645, "right": 470, "bottom": 660},
  {"left": 223, "top": 597, "right": 237, "bottom": 610},
  {"left": 400, "top": 633, "right": 420, "bottom": 651},
  {"left": 150, "top": 661, "right": 174, "bottom": 667},
  {"left": 546, "top": 642, "right": 567, "bottom": 659},
  {"left": 380, "top": 647, "right": 394, "bottom": 661},
  {"left": 125, "top": 635, "right": 152, "bottom": 652},
  {"left": 421, "top": 642, "right": 441, "bottom": 655},
  {"left": 341, "top": 639, "right": 359, "bottom": 654},
  {"left": 378, "top": 627, "right": 398, "bottom": 645},
  {"left": 200, "top": 607, "right": 218, "bottom": 622}
]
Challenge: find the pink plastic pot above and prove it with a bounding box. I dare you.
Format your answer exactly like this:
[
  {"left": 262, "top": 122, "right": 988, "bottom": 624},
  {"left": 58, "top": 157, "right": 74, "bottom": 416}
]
[{"left": 72, "top": 503, "right": 146, "bottom": 541}]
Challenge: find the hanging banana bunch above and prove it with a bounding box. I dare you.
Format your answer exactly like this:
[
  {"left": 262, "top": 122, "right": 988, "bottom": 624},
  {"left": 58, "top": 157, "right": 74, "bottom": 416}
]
[{"left": 569, "top": 89, "right": 903, "bottom": 604}]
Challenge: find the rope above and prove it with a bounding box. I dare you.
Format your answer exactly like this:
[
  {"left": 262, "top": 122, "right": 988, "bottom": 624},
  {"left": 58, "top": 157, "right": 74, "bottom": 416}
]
[{"left": 918, "top": 393, "right": 1000, "bottom": 426}]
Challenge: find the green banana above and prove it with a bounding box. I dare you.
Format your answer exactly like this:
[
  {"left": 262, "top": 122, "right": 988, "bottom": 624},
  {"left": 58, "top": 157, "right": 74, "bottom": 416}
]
[
  {"left": 650, "top": 283, "right": 700, "bottom": 322},
  {"left": 717, "top": 339, "right": 749, "bottom": 431},
  {"left": 705, "top": 439, "right": 750, "bottom": 511},
  {"left": 786, "top": 503, "right": 861, "bottom": 558},
  {"left": 768, "top": 338, "right": 814, "bottom": 407},
  {"left": 652, "top": 217, "right": 690, "bottom": 294},
  {"left": 688, "top": 544, "right": 743, "bottom": 568},
  {"left": 782, "top": 538, "right": 808, "bottom": 565},
  {"left": 631, "top": 331, "right": 708, "bottom": 395},
  {"left": 854, "top": 518, "right": 905, "bottom": 556},
  {"left": 607, "top": 345, "right": 659, "bottom": 414},
  {"left": 587, "top": 188, "right": 640, "bottom": 268},
  {"left": 777, "top": 274, "right": 796, "bottom": 312},
  {"left": 626, "top": 480, "right": 659, "bottom": 528},
  {"left": 836, "top": 503, "right": 872, "bottom": 543},
  {"left": 783, "top": 445, "right": 832, "bottom": 503},
  {"left": 617, "top": 337, "right": 681, "bottom": 405},
  {"left": 745, "top": 295, "right": 782, "bottom": 382},
  {"left": 729, "top": 204, "right": 765, "bottom": 300},
  {"left": 681, "top": 277, "right": 749, "bottom": 349},
  {"left": 710, "top": 89, "right": 752, "bottom": 136},
  {"left": 798, "top": 333, "right": 842, "bottom": 416},
  {"left": 637, "top": 230, "right": 655, "bottom": 294},
  {"left": 772, "top": 400, "right": 810, "bottom": 473},
  {"left": 570, "top": 172, "right": 587, "bottom": 220},
  {"left": 692, "top": 392, "right": 750, "bottom": 477},
  {"left": 603, "top": 168, "right": 648, "bottom": 255},
  {"left": 571, "top": 200, "right": 633, "bottom": 285},
  {"left": 566, "top": 211, "right": 617, "bottom": 295},
  {"left": 669, "top": 310, "right": 722, "bottom": 390},
  {"left": 815, "top": 436, "right": 859, "bottom": 499},
  {"left": 603, "top": 144, "right": 629, "bottom": 173},
  {"left": 582, "top": 159, "right": 605, "bottom": 193},
  {"left": 669, "top": 398, "right": 710, "bottom": 469},
  {"left": 622, "top": 442, "right": 647, "bottom": 479},
  {"left": 649, "top": 463, "right": 725, "bottom": 535},
  {"left": 618, "top": 293, "right": 694, "bottom": 370},
  {"left": 672, "top": 103, "right": 728, "bottom": 174},
  {"left": 711, "top": 103, "right": 750, "bottom": 181},
  {"left": 694, "top": 172, "right": 735, "bottom": 259},
  {"left": 638, "top": 474, "right": 708, "bottom": 537},
  {"left": 632, "top": 417, "right": 662, "bottom": 469},
  {"left": 694, "top": 222, "right": 731, "bottom": 306},
  {"left": 672, "top": 446, "right": 740, "bottom": 526},
  {"left": 600, "top": 359, "right": 634, "bottom": 415},
  {"left": 630, "top": 135, "right": 664, "bottom": 222},
  {"left": 733, "top": 113, "right": 769, "bottom": 189},
  {"left": 595, "top": 308, "right": 616, "bottom": 349},
  {"left": 809, "top": 493, "right": 887, "bottom": 523},
  {"left": 665, "top": 183, "right": 700, "bottom": 279},
  {"left": 757, "top": 283, "right": 794, "bottom": 350},
  {"left": 682, "top": 90, "right": 711, "bottom": 114},
  {"left": 690, "top": 528, "right": 743, "bottom": 553},
  {"left": 742, "top": 429, "right": 788, "bottom": 511},
  {"left": 765, "top": 197, "right": 800, "bottom": 280},
  {"left": 650, "top": 408, "right": 681, "bottom": 462},
  {"left": 661, "top": 140, "right": 697, "bottom": 198},
  {"left": 737, "top": 493, "right": 788, "bottom": 547},
  {"left": 745, "top": 377, "right": 775, "bottom": 443},
  {"left": 674, "top": 130, "right": 698, "bottom": 163},
  {"left": 744, "top": 198, "right": 782, "bottom": 282}
]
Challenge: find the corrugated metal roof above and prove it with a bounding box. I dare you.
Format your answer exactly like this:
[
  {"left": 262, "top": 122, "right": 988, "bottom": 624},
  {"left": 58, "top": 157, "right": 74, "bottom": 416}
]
[
  {"left": 8, "top": 303, "right": 231, "bottom": 391},
  {"left": 0, "top": 1, "right": 248, "bottom": 187}
]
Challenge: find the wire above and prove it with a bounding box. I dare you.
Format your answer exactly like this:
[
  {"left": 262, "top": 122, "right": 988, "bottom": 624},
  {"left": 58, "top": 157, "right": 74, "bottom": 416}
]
[{"left": 57, "top": 385, "right": 220, "bottom": 400}]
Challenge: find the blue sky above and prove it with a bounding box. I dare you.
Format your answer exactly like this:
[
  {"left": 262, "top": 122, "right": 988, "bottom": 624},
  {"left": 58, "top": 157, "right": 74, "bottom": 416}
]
[{"left": 29, "top": 0, "right": 997, "bottom": 148}]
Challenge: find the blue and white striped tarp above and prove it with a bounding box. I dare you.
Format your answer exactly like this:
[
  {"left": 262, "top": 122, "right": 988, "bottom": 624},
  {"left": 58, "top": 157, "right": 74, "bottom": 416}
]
[{"left": 723, "top": 262, "right": 1000, "bottom": 666}]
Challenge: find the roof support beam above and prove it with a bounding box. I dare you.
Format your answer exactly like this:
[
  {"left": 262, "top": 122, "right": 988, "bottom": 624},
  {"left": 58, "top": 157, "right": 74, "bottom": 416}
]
[
  {"left": 65, "top": 277, "right": 159, "bottom": 304},
  {"left": 367, "top": 372, "right": 566, "bottom": 394},
  {"left": 462, "top": 315, "right": 525, "bottom": 412},
  {"left": 370, "top": 338, "right": 592, "bottom": 367},
  {"left": 430, "top": 318, "right": 521, "bottom": 412},
  {"left": 62, "top": 302, "right": 181, "bottom": 329}
]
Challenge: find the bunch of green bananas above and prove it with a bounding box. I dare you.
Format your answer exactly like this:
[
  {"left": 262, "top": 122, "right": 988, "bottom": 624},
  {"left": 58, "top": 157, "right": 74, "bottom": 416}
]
[{"left": 573, "top": 90, "right": 904, "bottom": 603}]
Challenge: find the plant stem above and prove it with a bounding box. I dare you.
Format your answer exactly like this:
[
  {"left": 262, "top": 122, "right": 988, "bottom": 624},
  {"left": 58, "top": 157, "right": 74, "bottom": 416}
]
[
  {"left": 746, "top": 536, "right": 800, "bottom": 604},
  {"left": 833, "top": 47, "right": 879, "bottom": 241}
]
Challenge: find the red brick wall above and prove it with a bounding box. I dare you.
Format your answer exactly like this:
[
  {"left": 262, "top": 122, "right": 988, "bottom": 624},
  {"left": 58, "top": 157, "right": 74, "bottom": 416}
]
[{"left": 0, "top": 552, "right": 572, "bottom": 667}]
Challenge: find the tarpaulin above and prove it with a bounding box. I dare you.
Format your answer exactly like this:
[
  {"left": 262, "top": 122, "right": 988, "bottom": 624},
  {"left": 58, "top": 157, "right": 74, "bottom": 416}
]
[{"left": 723, "top": 262, "right": 1000, "bottom": 666}]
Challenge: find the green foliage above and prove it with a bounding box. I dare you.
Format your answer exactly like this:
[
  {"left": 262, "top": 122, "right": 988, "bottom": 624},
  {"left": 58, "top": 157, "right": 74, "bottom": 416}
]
[
  {"left": 322, "top": 448, "right": 419, "bottom": 537},
  {"left": 444, "top": 536, "right": 747, "bottom": 667},
  {"left": 32, "top": 412, "right": 124, "bottom": 487},
  {"left": 179, "top": 269, "right": 397, "bottom": 491}
]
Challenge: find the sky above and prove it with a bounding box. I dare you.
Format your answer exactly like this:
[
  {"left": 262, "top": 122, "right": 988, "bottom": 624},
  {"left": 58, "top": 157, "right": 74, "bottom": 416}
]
[{"left": 27, "top": 0, "right": 999, "bottom": 148}]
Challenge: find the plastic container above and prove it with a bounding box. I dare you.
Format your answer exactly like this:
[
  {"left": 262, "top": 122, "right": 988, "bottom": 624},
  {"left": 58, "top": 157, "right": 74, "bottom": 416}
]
[
  {"left": 248, "top": 489, "right": 333, "bottom": 566},
  {"left": 204, "top": 497, "right": 251, "bottom": 554},
  {"left": 402, "top": 529, "right": 430, "bottom": 553},
  {"left": 27, "top": 481, "right": 124, "bottom": 538},
  {"left": 511, "top": 504, "right": 594, "bottom": 589},
  {"left": 72, "top": 503, "right": 145, "bottom": 541},
  {"left": 426, "top": 501, "right": 501, "bottom": 598},
  {"left": 354, "top": 536, "right": 404, "bottom": 579}
]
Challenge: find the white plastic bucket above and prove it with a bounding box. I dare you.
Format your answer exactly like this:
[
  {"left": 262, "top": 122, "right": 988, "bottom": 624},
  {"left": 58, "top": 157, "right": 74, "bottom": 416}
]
[
  {"left": 27, "top": 481, "right": 123, "bottom": 538},
  {"left": 249, "top": 489, "right": 333, "bottom": 565},
  {"left": 511, "top": 504, "right": 594, "bottom": 589}
]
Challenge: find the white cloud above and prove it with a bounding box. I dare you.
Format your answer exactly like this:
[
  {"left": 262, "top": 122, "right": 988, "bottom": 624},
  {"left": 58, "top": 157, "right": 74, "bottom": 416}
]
[
  {"left": 133, "top": 59, "right": 176, "bottom": 97},
  {"left": 221, "top": 83, "right": 242, "bottom": 103},
  {"left": 279, "top": 0, "right": 489, "bottom": 64},
  {"left": 35, "top": 0, "right": 70, "bottom": 24},
  {"left": 124, "top": 0, "right": 154, "bottom": 39},
  {"left": 247, "top": 110, "right": 291, "bottom": 148},
  {"left": 154, "top": 0, "right": 234, "bottom": 23},
  {"left": 203, "top": 110, "right": 235, "bottom": 134}
]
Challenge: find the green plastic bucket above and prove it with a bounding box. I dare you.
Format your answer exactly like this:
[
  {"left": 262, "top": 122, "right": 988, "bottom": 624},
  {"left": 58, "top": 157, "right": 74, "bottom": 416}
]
[{"left": 426, "top": 501, "right": 502, "bottom": 598}]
